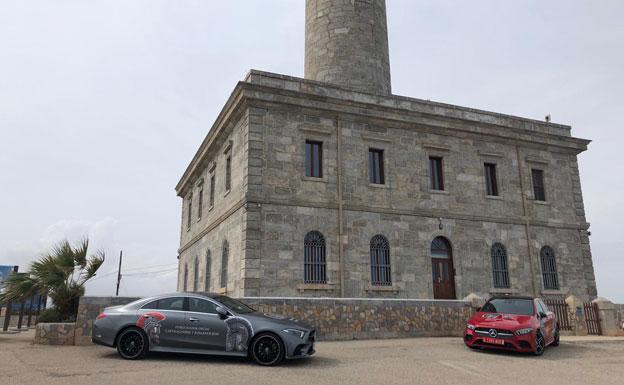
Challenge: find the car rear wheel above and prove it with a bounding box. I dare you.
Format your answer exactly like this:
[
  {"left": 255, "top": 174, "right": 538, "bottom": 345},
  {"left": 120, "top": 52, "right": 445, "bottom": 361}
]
[
  {"left": 116, "top": 327, "right": 148, "bottom": 360},
  {"left": 533, "top": 331, "right": 545, "bottom": 356},
  {"left": 251, "top": 333, "right": 285, "bottom": 366}
]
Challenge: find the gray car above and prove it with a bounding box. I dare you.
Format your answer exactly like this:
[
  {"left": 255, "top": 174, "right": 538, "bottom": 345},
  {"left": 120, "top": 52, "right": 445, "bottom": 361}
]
[{"left": 92, "top": 292, "right": 316, "bottom": 366}]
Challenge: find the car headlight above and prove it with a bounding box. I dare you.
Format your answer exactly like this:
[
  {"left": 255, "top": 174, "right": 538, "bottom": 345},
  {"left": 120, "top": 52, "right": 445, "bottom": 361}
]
[
  {"left": 466, "top": 323, "right": 476, "bottom": 330},
  {"left": 282, "top": 328, "right": 306, "bottom": 339},
  {"left": 515, "top": 328, "right": 533, "bottom": 336}
]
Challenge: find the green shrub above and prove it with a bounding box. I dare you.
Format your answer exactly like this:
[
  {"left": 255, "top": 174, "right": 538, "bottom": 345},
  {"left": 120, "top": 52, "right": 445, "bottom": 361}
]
[{"left": 37, "top": 308, "right": 76, "bottom": 323}]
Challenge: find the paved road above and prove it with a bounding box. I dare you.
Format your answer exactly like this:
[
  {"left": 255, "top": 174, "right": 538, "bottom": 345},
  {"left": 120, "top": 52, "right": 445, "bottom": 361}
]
[{"left": 2, "top": 331, "right": 623, "bottom": 385}]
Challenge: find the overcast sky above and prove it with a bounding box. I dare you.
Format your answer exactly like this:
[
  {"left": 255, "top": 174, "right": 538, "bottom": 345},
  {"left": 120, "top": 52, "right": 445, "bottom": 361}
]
[{"left": 0, "top": 1, "right": 622, "bottom": 301}]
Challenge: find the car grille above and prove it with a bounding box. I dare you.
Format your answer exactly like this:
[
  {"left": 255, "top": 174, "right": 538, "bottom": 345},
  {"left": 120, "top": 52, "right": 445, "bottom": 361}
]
[
  {"left": 475, "top": 327, "right": 514, "bottom": 338},
  {"left": 308, "top": 330, "right": 316, "bottom": 342}
]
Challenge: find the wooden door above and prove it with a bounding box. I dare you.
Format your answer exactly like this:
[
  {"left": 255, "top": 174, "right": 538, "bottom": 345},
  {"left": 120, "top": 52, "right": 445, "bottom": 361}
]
[
  {"left": 431, "top": 236, "right": 456, "bottom": 299},
  {"left": 432, "top": 259, "right": 456, "bottom": 299}
]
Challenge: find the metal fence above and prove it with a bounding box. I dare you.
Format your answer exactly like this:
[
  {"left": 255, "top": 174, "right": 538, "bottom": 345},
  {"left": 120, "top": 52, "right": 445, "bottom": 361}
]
[
  {"left": 544, "top": 299, "right": 572, "bottom": 331},
  {"left": 583, "top": 302, "right": 602, "bottom": 335}
]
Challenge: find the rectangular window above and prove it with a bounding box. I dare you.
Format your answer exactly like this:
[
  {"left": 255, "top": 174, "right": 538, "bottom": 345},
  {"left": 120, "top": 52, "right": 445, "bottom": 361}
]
[
  {"left": 209, "top": 174, "right": 215, "bottom": 207},
  {"left": 186, "top": 194, "right": 192, "bottom": 230},
  {"left": 368, "top": 149, "right": 385, "bottom": 184},
  {"left": 429, "top": 156, "right": 444, "bottom": 191},
  {"left": 484, "top": 163, "right": 499, "bottom": 196},
  {"left": 305, "top": 141, "right": 323, "bottom": 178},
  {"left": 531, "top": 169, "right": 546, "bottom": 201},
  {"left": 225, "top": 156, "right": 231, "bottom": 192},
  {"left": 197, "top": 188, "right": 203, "bottom": 219}
]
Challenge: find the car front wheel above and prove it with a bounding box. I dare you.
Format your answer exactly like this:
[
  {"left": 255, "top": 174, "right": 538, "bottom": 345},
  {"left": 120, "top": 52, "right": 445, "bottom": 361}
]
[
  {"left": 250, "top": 333, "right": 285, "bottom": 366},
  {"left": 533, "top": 331, "right": 545, "bottom": 356},
  {"left": 116, "top": 327, "right": 148, "bottom": 360}
]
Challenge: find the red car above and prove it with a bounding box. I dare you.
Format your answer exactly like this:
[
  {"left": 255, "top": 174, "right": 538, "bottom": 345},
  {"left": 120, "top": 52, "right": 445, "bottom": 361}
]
[{"left": 464, "top": 296, "right": 559, "bottom": 355}]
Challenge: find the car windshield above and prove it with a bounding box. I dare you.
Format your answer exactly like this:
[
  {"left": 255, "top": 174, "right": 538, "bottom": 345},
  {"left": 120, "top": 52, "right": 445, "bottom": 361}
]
[
  {"left": 481, "top": 298, "right": 534, "bottom": 316},
  {"left": 212, "top": 295, "right": 255, "bottom": 314}
]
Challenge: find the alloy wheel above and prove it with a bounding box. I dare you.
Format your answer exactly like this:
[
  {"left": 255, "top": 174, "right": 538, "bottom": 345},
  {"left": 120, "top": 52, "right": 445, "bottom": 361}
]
[
  {"left": 534, "top": 332, "right": 545, "bottom": 356},
  {"left": 118, "top": 330, "right": 146, "bottom": 359},
  {"left": 252, "top": 335, "right": 282, "bottom": 366}
]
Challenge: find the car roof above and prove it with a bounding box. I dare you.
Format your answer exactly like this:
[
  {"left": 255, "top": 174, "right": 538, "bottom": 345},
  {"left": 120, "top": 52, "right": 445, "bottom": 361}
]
[{"left": 488, "top": 295, "right": 535, "bottom": 301}]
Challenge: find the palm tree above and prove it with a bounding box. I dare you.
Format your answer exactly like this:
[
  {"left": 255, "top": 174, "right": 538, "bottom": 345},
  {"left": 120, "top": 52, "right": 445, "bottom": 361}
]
[{"left": 0, "top": 238, "right": 104, "bottom": 321}]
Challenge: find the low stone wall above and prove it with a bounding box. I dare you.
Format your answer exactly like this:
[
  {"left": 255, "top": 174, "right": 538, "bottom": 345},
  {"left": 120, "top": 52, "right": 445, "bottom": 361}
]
[
  {"left": 74, "top": 296, "right": 139, "bottom": 345},
  {"left": 69, "top": 296, "right": 473, "bottom": 345},
  {"left": 34, "top": 323, "right": 76, "bottom": 345},
  {"left": 32, "top": 295, "right": 624, "bottom": 345},
  {"left": 243, "top": 297, "right": 473, "bottom": 340}
]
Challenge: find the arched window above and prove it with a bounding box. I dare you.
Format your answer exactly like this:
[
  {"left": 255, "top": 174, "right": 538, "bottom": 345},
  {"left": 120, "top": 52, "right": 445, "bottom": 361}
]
[
  {"left": 193, "top": 256, "right": 199, "bottom": 292},
  {"left": 491, "top": 243, "right": 510, "bottom": 288},
  {"left": 370, "top": 235, "right": 391, "bottom": 286},
  {"left": 205, "top": 249, "right": 211, "bottom": 291},
  {"left": 220, "top": 240, "right": 229, "bottom": 288},
  {"left": 540, "top": 246, "right": 559, "bottom": 290},
  {"left": 431, "top": 236, "right": 451, "bottom": 259},
  {"left": 304, "top": 231, "right": 326, "bottom": 284}
]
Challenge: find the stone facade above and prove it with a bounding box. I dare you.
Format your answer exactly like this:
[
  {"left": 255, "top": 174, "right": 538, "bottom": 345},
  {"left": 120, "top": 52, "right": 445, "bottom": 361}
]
[
  {"left": 176, "top": 70, "right": 597, "bottom": 302},
  {"left": 176, "top": 0, "right": 597, "bottom": 302}
]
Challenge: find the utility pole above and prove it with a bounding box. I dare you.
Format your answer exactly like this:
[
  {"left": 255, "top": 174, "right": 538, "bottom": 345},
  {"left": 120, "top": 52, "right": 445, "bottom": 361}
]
[{"left": 115, "top": 250, "right": 123, "bottom": 296}]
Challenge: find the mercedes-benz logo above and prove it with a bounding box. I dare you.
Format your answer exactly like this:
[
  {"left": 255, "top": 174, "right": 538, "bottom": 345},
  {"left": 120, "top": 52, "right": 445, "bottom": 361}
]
[{"left": 488, "top": 328, "right": 498, "bottom": 338}]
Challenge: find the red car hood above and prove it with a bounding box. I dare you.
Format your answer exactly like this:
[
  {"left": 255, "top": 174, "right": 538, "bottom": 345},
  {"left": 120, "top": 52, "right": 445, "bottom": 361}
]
[{"left": 469, "top": 312, "right": 534, "bottom": 329}]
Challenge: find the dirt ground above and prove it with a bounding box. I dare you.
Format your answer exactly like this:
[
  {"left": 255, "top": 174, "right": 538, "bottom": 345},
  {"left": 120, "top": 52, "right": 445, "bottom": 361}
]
[{"left": 1, "top": 330, "right": 624, "bottom": 385}]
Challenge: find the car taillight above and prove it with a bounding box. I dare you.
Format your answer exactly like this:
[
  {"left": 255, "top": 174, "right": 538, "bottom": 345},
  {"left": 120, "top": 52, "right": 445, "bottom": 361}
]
[{"left": 96, "top": 313, "right": 107, "bottom": 320}]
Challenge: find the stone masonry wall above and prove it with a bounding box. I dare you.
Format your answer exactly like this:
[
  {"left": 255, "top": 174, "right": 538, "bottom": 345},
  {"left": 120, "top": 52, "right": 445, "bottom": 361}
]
[
  {"left": 243, "top": 99, "right": 596, "bottom": 301},
  {"left": 177, "top": 111, "right": 249, "bottom": 297},
  {"left": 34, "top": 323, "right": 76, "bottom": 345},
  {"left": 74, "top": 296, "right": 140, "bottom": 345},
  {"left": 243, "top": 297, "right": 473, "bottom": 340},
  {"left": 305, "top": 0, "right": 392, "bottom": 95}
]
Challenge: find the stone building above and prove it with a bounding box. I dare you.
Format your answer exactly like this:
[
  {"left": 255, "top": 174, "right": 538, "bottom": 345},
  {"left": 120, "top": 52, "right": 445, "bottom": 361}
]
[{"left": 176, "top": 0, "right": 597, "bottom": 302}]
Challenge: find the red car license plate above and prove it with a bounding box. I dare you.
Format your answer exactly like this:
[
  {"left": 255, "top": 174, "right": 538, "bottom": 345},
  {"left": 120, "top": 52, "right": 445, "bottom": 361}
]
[{"left": 484, "top": 337, "right": 505, "bottom": 345}]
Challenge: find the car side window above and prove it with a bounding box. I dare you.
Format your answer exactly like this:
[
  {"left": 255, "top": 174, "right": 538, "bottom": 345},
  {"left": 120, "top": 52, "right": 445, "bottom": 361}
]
[
  {"left": 143, "top": 300, "right": 159, "bottom": 310},
  {"left": 188, "top": 298, "right": 218, "bottom": 314},
  {"left": 158, "top": 297, "right": 185, "bottom": 311},
  {"left": 540, "top": 300, "right": 550, "bottom": 313},
  {"left": 535, "top": 300, "right": 545, "bottom": 315}
]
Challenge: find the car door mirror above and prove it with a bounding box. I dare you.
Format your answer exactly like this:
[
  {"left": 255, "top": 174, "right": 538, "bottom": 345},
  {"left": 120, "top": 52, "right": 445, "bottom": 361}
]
[
  {"left": 539, "top": 312, "right": 547, "bottom": 319},
  {"left": 216, "top": 306, "right": 229, "bottom": 319},
  {"left": 475, "top": 307, "right": 481, "bottom": 312}
]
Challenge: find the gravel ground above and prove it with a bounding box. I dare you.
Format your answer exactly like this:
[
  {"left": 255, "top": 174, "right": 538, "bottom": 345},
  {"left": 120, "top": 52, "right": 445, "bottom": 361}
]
[{"left": 2, "top": 330, "right": 624, "bottom": 385}]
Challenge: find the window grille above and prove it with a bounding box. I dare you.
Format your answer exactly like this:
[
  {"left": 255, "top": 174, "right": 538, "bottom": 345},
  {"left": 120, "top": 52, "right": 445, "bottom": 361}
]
[
  {"left": 220, "top": 240, "right": 229, "bottom": 288},
  {"left": 540, "top": 246, "right": 559, "bottom": 290},
  {"left": 370, "top": 235, "right": 391, "bottom": 285},
  {"left": 491, "top": 243, "right": 510, "bottom": 288},
  {"left": 304, "top": 231, "right": 326, "bottom": 284}
]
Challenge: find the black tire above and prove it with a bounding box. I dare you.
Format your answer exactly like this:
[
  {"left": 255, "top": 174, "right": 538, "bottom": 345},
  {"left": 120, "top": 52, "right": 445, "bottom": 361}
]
[
  {"left": 250, "top": 333, "right": 285, "bottom": 366},
  {"left": 116, "top": 327, "right": 148, "bottom": 360},
  {"left": 552, "top": 326, "right": 560, "bottom": 347},
  {"left": 533, "top": 331, "right": 545, "bottom": 356}
]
